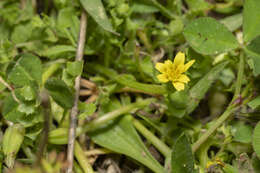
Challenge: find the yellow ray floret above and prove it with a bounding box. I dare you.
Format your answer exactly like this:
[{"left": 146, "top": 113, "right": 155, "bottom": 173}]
[{"left": 155, "top": 52, "right": 195, "bottom": 91}]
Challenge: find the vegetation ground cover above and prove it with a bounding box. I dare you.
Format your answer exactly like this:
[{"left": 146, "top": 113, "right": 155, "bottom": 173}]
[{"left": 0, "top": 0, "right": 260, "bottom": 173}]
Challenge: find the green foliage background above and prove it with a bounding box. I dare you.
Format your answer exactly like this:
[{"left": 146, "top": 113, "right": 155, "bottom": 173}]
[{"left": 0, "top": 0, "right": 260, "bottom": 172}]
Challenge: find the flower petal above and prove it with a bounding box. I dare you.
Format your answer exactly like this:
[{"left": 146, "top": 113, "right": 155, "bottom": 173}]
[
  {"left": 173, "top": 52, "right": 185, "bottom": 68},
  {"left": 177, "top": 74, "right": 190, "bottom": 83},
  {"left": 183, "top": 59, "right": 195, "bottom": 71},
  {"left": 164, "top": 60, "right": 173, "bottom": 66},
  {"left": 157, "top": 74, "right": 169, "bottom": 83},
  {"left": 155, "top": 62, "right": 166, "bottom": 73},
  {"left": 172, "top": 82, "right": 185, "bottom": 91}
]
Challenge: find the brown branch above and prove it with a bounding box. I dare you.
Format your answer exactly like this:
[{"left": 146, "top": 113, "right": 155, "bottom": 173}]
[{"left": 67, "top": 11, "right": 87, "bottom": 173}]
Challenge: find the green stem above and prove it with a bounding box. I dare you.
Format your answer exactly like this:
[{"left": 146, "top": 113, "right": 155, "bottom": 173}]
[
  {"left": 74, "top": 141, "right": 94, "bottom": 173},
  {"left": 192, "top": 53, "right": 244, "bottom": 152},
  {"left": 133, "top": 119, "right": 171, "bottom": 157},
  {"left": 86, "top": 63, "right": 167, "bottom": 95},
  {"left": 232, "top": 52, "right": 244, "bottom": 103},
  {"left": 42, "top": 63, "right": 62, "bottom": 85},
  {"left": 137, "top": 30, "right": 153, "bottom": 53},
  {"left": 81, "top": 99, "right": 154, "bottom": 133},
  {"left": 148, "top": 0, "right": 179, "bottom": 19},
  {"left": 48, "top": 99, "right": 153, "bottom": 145},
  {"left": 192, "top": 106, "right": 237, "bottom": 152}
]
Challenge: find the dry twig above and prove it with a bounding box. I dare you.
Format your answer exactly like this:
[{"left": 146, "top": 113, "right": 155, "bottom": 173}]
[{"left": 67, "top": 11, "right": 87, "bottom": 173}]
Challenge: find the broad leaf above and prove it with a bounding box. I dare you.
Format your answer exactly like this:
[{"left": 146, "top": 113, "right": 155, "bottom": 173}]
[
  {"left": 243, "top": 0, "right": 260, "bottom": 43},
  {"left": 183, "top": 17, "right": 239, "bottom": 55},
  {"left": 44, "top": 78, "right": 74, "bottom": 109},
  {"left": 79, "top": 0, "right": 116, "bottom": 34},
  {"left": 8, "top": 54, "right": 42, "bottom": 87},
  {"left": 66, "top": 61, "right": 83, "bottom": 77},
  {"left": 90, "top": 115, "right": 165, "bottom": 173},
  {"left": 171, "top": 134, "right": 195, "bottom": 173}
]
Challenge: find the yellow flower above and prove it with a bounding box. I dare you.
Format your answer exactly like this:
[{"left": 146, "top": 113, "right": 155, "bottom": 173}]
[{"left": 155, "top": 52, "right": 195, "bottom": 91}]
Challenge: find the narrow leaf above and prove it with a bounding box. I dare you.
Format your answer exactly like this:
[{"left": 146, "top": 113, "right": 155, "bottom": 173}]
[
  {"left": 90, "top": 115, "right": 165, "bottom": 173},
  {"left": 187, "top": 61, "right": 229, "bottom": 114},
  {"left": 79, "top": 0, "right": 117, "bottom": 34},
  {"left": 44, "top": 78, "right": 74, "bottom": 109}
]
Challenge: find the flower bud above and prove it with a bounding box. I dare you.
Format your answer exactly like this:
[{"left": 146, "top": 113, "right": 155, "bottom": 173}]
[{"left": 3, "top": 124, "right": 25, "bottom": 168}]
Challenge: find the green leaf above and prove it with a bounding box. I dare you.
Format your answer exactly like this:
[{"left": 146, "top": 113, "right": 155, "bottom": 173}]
[
  {"left": 41, "top": 45, "right": 76, "bottom": 58},
  {"left": 18, "top": 103, "right": 35, "bottom": 115},
  {"left": 132, "top": 2, "right": 159, "bottom": 13},
  {"left": 231, "top": 122, "right": 253, "bottom": 143},
  {"left": 8, "top": 54, "right": 42, "bottom": 87},
  {"left": 187, "top": 61, "right": 228, "bottom": 114},
  {"left": 243, "top": 0, "right": 260, "bottom": 43},
  {"left": 185, "top": 0, "right": 212, "bottom": 12},
  {"left": 244, "top": 36, "right": 260, "bottom": 76},
  {"left": 11, "top": 24, "right": 33, "bottom": 44},
  {"left": 253, "top": 122, "right": 260, "bottom": 158},
  {"left": 248, "top": 96, "right": 260, "bottom": 109},
  {"left": 79, "top": 0, "right": 116, "bottom": 34},
  {"left": 220, "top": 13, "right": 243, "bottom": 32},
  {"left": 78, "top": 102, "right": 96, "bottom": 120},
  {"left": 90, "top": 115, "right": 165, "bottom": 173},
  {"left": 2, "top": 95, "right": 24, "bottom": 123},
  {"left": 171, "top": 134, "right": 195, "bottom": 173},
  {"left": 183, "top": 17, "right": 239, "bottom": 55},
  {"left": 20, "top": 85, "right": 36, "bottom": 101},
  {"left": 66, "top": 61, "right": 83, "bottom": 77},
  {"left": 44, "top": 78, "right": 74, "bottom": 109}
]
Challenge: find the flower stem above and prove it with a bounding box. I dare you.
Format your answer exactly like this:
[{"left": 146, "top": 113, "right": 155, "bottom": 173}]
[
  {"left": 133, "top": 119, "right": 171, "bottom": 157},
  {"left": 81, "top": 99, "right": 153, "bottom": 133},
  {"left": 192, "top": 106, "right": 237, "bottom": 152},
  {"left": 74, "top": 141, "right": 94, "bottom": 173}
]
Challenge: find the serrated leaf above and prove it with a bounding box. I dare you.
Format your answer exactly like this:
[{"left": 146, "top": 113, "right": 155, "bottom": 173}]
[
  {"left": 90, "top": 115, "right": 165, "bottom": 173},
  {"left": 171, "top": 134, "right": 195, "bottom": 173},
  {"left": 8, "top": 54, "right": 42, "bottom": 87},
  {"left": 79, "top": 0, "right": 117, "bottom": 34},
  {"left": 183, "top": 17, "right": 239, "bottom": 55},
  {"left": 66, "top": 61, "right": 83, "bottom": 77},
  {"left": 44, "top": 78, "right": 74, "bottom": 109},
  {"left": 243, "top": 0, "right": 260, "bottom": 43}
]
